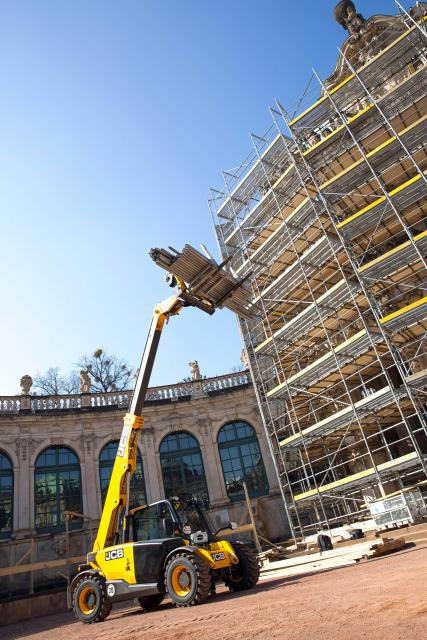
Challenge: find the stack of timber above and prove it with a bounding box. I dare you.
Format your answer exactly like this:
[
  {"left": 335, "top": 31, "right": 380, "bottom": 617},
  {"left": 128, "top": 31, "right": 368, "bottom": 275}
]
[{"left": 364, "top": 536, "right": 407, "bottom": 559}]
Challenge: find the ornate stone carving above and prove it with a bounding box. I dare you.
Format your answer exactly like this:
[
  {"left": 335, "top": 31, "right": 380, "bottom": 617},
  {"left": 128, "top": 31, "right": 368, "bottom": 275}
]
[
  {"left": 189, "top": 361, "right": 201, "bottom": 380},
  {"left": 20, "top": 375, "right": 33, "bottom": 395},
  {"left": 326, "top": 2, "right": 417, "bottom": 90},
  {"left": 80, "top": 370, "right": 91, "bottom": 393},
  {"left": 197, "top": 418, "right": 210, "bottom": 437},
  {"left": 53, "top": 538, "right": 67, "bottom": 556},
  {"left": 142, "top": 430, "right": 154, "bottom": 447},
  {"left": 16, "top": 437, "right": 35, "bottom": 462},
  {"left": 83, "top": 433, "right": 95, "bottom": 455}
]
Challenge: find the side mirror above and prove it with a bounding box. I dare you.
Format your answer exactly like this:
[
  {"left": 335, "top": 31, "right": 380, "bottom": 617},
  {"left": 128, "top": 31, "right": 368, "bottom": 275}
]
[{"left": 229, "top": 521, "right": 238, "bottom": 530}]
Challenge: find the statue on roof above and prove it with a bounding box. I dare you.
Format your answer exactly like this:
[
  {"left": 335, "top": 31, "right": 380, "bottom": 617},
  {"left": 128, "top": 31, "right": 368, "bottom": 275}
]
[
  {"left": 20, "top": 375, "right": 33, "bottom": 395},
  {"left": 189, "top": 360, "right": 201, "bottom": 381},
  {"left": 334, "top": 1, "right": 366, "bottom": 36},
  {"left": 80, "top": 370, "right": 91, "bottom": 393},
  {"left": 409, "top": 3, "right": 427, "bottom": 21},
  {"left": 325, "top": 1, "right": 427, "bottom": 90}
]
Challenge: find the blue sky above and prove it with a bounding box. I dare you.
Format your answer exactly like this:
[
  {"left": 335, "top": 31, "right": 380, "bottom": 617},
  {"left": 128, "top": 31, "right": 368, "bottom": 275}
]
[{"left": 0, "top": 1, "right": 405, "bottom": 394}]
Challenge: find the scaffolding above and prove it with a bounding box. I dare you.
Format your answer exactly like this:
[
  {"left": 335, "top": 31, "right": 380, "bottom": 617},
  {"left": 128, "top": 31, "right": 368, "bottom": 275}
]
[{"left": 209, "top": 2, "right": 427, "bottom": 539}]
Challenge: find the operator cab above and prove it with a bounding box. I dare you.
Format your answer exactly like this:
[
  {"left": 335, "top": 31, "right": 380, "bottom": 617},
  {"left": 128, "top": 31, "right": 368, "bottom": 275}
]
[
  {"left": 128, "top": 501, "right": 180, "bottom": 542},
  {"left": 127, "top": 496, "right": 236, "bottom": 545}
]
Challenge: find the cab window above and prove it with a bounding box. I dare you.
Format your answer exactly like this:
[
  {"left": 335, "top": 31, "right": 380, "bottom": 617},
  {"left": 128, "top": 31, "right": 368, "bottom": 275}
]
[{"left": 132, "top": 502, "right": 177, "bottom": 541}]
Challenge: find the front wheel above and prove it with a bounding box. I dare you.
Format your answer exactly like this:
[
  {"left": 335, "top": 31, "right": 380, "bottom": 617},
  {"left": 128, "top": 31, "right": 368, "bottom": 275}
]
[
  {"left": 223, "top": 544, "right": 260, "bottom": 592},
  {"left": 72, "top": 575, "right": 112, "bottom": 623},
  {"left": 165, "top": 553, "right": 211, "bottom": 607},
  {"left": 138, "top": 593, "right": 165, "bottom": 610}
]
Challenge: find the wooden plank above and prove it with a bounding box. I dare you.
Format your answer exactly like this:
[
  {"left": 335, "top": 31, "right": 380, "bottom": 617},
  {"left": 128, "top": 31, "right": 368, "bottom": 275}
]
[
  {"left": 0, "top": 555, "right": 85, "bottom": 578},
  {"left": 364, "top": 537, "right": 406, "bottom": 559}
]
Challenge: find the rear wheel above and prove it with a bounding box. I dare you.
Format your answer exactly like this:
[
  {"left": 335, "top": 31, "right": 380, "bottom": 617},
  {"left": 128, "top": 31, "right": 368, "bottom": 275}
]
[
  {"left": 165, "top": 553, "right": 211, "bottom": 607},
  {"left": 72, "top": 575, "right": 112, "bottom": 623},
  {"left": 137, "top": 593, "right": 165, "bottom": 610},
  {"left": 224, "top": 544, "right": 260, "bottom": 592}
]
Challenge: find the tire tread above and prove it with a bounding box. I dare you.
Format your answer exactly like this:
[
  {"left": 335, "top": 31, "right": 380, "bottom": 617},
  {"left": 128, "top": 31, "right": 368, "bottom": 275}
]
[
  {"left": 165, "top": 552, "right": 211, "bottom": 607},
  {"left": 224, "top": 544, "right": 260, "bottom": 592},
  {"left": 72, "top": 575, "right": 112, "bottom": 624}
]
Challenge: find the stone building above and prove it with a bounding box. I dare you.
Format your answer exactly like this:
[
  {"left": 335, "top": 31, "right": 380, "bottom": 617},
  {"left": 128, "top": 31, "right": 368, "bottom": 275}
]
[{"left": 0, "top": 369, "right": 289, "bottom": 600}]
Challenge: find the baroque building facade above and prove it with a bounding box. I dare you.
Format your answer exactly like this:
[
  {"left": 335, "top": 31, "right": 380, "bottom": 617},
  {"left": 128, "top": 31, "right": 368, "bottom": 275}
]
[{"left": 0, "top": 371, "right": 288, "bottom": 598}]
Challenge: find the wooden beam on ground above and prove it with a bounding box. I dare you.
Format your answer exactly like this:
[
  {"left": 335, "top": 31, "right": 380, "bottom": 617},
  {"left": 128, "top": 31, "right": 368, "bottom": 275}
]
[{"left": 0, "top": 555, "right": 85, "bottom": 578}]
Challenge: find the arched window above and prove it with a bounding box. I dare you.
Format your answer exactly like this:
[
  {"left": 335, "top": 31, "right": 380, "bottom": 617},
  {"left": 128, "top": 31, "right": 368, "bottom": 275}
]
[
  {"left": 218, "top": 421, "right": 269, "bottom": 501},
  {"left": 35, "top": 446, "right": 82, "bottom": 532},
  {"left": 0, "top": 451, "right": 13, "bottom": 538},
  {"left": 99, "top": 441, "right": 146, "bottom": 508},
  {"left": 160, "top": 432, "right": 209, "bottom": 505}
]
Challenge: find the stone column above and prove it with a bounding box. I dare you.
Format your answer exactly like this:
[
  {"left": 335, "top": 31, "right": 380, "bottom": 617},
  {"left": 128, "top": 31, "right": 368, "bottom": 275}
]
[
  {"left": 141, "top": 428, "right": 161, "bottom": 502},
  {"left": 81, "top": 432, "right": 98, "bottom": 519},
  {"left": 198, "top": 417, "right": 229, "bottom": 506},
  {"left": 15, "top": 438, "right": 33, "bottom": 534}
]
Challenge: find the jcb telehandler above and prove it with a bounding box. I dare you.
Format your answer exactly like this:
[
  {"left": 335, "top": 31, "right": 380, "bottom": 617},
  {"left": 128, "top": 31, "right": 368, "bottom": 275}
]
[{"left": 69, "top": 245, "right": 260, "bottom": 623}]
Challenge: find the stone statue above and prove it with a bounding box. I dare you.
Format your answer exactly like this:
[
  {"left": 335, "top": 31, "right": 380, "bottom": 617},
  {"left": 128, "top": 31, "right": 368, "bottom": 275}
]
[
  {"left": 334, "top": 1, "right": 366, "bottom": 36},
  {"left": 20, "top": 375, "right": 33, "bottom": 395},
  {"left": 189, "top": 361, "right": 201, "bottom": 381},
  {"left": 409, "top": 3, "right": 427, "bottom": 21},
  {"left": 80, "top": 370, "right": 91, "bottom": 393}
]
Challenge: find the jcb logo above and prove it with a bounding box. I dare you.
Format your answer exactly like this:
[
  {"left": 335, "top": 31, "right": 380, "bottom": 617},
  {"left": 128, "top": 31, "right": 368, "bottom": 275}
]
[
  {"left": 212, "top": 552, "right": 226, "bottom": 561},
  {"left": 105, "top": 549, "right": 124, "bottom": 561}
]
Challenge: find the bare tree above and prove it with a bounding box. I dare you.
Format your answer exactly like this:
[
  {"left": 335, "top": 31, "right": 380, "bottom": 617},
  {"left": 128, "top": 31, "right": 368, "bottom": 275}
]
[
  {"left": 62, "top": 370, "right": 80, "bottom": 394},
  {"left": 33, "top": 367, "right": 65, "bottom": 395},
  {"left": 76, "top": 349, "right": 133, "bottom": 392}
]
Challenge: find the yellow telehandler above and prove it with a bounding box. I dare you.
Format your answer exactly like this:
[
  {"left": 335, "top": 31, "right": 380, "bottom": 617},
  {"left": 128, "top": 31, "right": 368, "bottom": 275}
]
[{"left": 69, "top": 245, "right": 259, "bottom": 623}]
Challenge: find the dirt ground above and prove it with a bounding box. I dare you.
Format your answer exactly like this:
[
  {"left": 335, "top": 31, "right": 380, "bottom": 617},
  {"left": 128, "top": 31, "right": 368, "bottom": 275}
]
[{"left": 3, "top": 544, "right": 427, "bottom": 640}]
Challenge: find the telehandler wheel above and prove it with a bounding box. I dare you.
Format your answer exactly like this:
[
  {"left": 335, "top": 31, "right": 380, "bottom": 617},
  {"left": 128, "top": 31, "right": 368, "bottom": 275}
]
[
  {"left": 224, "top": 544, "right": 260, "bottom": 592},
  {"left": 137, "top": 593, "right": 165, "bottom": 611},
  {"left": 72, "top": 575, "right": 112, "bottom": 624},
  {"left": 165, "top": 552, "right": 211, "bottom": 607}
]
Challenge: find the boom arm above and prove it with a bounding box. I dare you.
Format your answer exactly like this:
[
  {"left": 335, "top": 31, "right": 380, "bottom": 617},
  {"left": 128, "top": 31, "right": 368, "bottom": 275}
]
[
  {"left": 90, "top": 242, "right": 253, "bottom": 554},
  {"left": 92, "top": 295, "right": 185, "bottom": 552}
]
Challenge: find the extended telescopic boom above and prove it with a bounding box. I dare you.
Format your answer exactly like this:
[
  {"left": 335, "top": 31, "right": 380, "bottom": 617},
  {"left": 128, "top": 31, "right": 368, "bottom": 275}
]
[{"left": 91, "top": 244, "right": 255, "bottom": 552}]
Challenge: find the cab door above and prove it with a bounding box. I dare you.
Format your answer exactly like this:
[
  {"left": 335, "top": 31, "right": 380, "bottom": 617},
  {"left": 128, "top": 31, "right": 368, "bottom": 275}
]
[{"left": 131, "top": 502, "right": 184, "bottom": 584}]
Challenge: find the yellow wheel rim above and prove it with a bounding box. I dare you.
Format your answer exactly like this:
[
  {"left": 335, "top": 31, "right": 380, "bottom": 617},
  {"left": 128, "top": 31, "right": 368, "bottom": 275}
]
[
  {"left": 171, "top": 565, "right": 192, "bottom": 597},
  {"left": 78, "top": 585, "right": 97, "bottom": 615}
]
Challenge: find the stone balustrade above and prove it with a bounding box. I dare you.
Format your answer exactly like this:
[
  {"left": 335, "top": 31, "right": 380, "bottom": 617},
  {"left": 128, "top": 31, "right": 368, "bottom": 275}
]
[
  {"left": 0, "top": 397, "right": 21, "bottom": 413},
  {"left": 0, "top": 371, "right": 250, "bottom": 414},
  {"left": 202, "top": 371, "right": 250, "bottom": 393}
]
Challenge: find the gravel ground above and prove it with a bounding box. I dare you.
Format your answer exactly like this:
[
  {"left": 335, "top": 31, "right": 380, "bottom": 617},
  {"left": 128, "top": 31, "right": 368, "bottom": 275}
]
[{"left": 3, "top": 543, "right": 427, "bottom": 640}]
